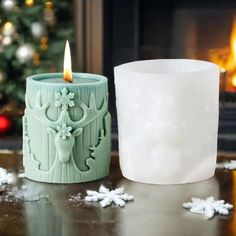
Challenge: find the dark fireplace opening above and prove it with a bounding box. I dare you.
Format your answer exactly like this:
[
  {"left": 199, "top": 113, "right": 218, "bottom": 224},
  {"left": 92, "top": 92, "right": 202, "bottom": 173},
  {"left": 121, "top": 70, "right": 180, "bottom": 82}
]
[{"left": 103, "top": 0, "right": 236, "bottom": 151}]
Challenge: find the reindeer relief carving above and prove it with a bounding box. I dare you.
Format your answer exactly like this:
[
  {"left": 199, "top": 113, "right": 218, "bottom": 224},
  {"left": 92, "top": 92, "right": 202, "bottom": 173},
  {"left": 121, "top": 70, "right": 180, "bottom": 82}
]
[
  {"left": 47, "top": 123, "right": 82, "bottom": 164},
  {"left": 24, "top": 87, "right": 108, "bottom": 172},
  {"left": 45, "top": 88, "right": 82, "bottom": 164}
]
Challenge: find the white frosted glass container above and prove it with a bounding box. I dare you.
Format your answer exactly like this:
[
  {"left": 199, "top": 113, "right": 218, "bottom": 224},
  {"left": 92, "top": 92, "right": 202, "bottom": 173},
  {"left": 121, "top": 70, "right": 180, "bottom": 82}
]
[{"left": 114, "top": 59, "right": 219, "bottom": 184}]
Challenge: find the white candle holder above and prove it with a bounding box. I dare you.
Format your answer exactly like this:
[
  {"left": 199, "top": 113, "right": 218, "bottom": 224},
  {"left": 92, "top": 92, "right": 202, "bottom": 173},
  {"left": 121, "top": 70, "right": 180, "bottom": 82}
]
[{"left": 114, "top": 59, "right": 219, "bottom": 184}]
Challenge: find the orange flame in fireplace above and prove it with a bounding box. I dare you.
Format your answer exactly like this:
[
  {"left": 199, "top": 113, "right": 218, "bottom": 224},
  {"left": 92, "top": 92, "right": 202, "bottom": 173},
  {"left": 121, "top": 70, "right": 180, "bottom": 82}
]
[
  {"left": 225, "top": 17, "right": 236, "bottom": 72},
  {"left": 210, "top": 17, "right": 236, "bottom": 91},
  {"left": 63, "top": 40, "right": 73, "bottom": 83}
]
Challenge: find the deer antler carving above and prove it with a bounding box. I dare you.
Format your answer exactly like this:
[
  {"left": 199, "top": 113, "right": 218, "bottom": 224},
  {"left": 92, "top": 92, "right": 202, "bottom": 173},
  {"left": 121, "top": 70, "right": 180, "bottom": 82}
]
[
  {"left": 26, "top": 90, "right": 107, "bottom": 129},
  {"left": 25, "top": 88, "right": 108, "bottom": 164}
]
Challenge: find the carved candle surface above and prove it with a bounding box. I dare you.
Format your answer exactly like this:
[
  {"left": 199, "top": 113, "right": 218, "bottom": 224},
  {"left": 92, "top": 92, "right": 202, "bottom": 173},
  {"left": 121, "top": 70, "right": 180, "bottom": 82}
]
[
  {"left": 23, "top": 73, "right": 111, "bottom": 183},
  {"left": 114, "top": 59, "right": 219, "bottom": 185}
]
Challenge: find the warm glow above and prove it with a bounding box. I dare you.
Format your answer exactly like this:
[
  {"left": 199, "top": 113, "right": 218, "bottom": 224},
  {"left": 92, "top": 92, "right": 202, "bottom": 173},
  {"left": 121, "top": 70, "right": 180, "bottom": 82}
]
[
  {"left": 45, "top": 1, "right": 53, "bottom": 9},
  {"left": 232, "top": 75, "right": 236, "bottom": 88},
  {"left": 225, "top": 17, "right": 236, "bottom": 71},
  {"left": 220, "top": 67, "right": 226, "bottom": 73},
  {"left": 4, "top": 22, "right": 13, "bottom": 30},
  {"left": 210, "top": 16, "right": 236, "bottom": 91},
  {"left": 3, "top": 22, "right": 14, "bottom": 35},
  {"left": 25, "top": 0, "right": 34, "bottom": 7},
  {"left": 63, "top": 40, "right": 73, "bottom": 83}
]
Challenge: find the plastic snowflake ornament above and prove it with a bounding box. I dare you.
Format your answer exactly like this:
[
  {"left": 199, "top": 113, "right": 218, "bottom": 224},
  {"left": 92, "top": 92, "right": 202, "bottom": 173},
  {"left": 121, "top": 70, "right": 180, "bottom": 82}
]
[
  {"left": 55, "top": 87, "right": 75, "bottom": 110},
  {"left": 57, "top": 123, "right": 72, "bottom": 140},
  {"left": 183, "top": 196, "right": 233, "bottom": 220},
  {"left": 85, "top": 185, "right": 134, "bottom": 208}
]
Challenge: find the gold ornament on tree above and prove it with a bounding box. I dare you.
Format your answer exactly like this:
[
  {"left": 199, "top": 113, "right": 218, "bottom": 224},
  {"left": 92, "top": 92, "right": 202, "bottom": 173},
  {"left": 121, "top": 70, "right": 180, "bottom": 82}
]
[
  {"left": 40, "top": 36, "right": 48, "bottom": 50},
  {"left": 44, "top": 1, "right": 56, "bottom": 26},
  {"left": 25, "top": 0, "right": 34, "bottom": 7},
  {"left": 3, "top": 22, "right": 15, "bottom": 36},
  {"left": 33, "top": 52, "right": 40, "bottom": 66}
]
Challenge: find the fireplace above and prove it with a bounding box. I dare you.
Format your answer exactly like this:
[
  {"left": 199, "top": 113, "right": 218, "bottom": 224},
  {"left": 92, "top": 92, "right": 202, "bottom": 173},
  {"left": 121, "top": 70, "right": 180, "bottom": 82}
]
[{"left": 75, "top": 0, "right": 236, "bottom": 151}]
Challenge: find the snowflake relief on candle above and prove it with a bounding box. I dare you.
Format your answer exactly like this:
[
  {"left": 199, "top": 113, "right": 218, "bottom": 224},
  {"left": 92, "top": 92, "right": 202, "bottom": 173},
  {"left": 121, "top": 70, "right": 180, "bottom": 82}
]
[
  {"left": 55, "top": 87, "right": 75, "bottom": 110},
  {"left": 56, "top": 123, "right": 72, "bottom": 140}
]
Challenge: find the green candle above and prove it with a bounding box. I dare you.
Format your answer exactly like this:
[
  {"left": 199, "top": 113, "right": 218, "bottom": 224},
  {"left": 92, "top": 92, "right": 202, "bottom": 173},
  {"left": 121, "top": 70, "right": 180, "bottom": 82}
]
[{"left": 23, "top": 42, "right": 111, "bottom": 183}]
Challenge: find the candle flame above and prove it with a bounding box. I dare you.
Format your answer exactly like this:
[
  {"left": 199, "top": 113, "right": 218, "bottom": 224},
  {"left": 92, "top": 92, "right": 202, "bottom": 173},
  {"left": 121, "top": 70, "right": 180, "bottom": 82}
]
[{"left": 63, "top": 40, "right": 73, "bottom": 83}]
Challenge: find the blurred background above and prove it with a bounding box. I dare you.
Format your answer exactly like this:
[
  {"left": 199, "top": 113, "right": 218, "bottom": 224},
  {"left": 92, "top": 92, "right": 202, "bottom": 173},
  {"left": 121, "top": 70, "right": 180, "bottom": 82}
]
[{"left": 1, "top": 0, "right": 236, "bottom": 152}]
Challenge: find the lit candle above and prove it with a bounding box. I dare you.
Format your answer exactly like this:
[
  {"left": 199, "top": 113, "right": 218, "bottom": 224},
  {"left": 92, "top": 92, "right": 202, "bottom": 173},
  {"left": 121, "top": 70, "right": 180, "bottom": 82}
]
[
  {"left": 23, "top": 41, "right": 111, "bottom": 183},
  {"left": 115, "top": 59, "right": 219, "bottom": 184},
  {"left": 63, "top": 40, "right": 73, "bottom": 83}
]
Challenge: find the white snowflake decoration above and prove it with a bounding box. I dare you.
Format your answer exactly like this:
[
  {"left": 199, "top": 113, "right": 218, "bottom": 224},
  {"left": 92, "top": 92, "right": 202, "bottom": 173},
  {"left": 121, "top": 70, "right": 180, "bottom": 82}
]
[
  {"left": 183, "top": 196, "right": 233, "bottom": 220},
  {"left": 85, "top": 185, "right": 134, "bottom": 208},
  {"left": 0, "top": 167, "right": 12, "bottom": 186},
  {"left": 55, "top": 87, "right": 75, "bottom": 110},
  {"left": 57, "top": 123, "right": 72, "bottom": 140},
  {"left": 218, "top": 160, "right": 236, "bottom": 170}
]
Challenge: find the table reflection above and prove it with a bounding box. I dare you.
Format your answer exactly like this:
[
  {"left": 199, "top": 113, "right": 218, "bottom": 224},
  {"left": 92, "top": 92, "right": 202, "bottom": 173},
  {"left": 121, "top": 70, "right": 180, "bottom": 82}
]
[
  {"left": 22, "top": 180, "right": 119, "bottom": 236},
  {"left": 116, "top": 176, "right": 220, "bottom": 236}
]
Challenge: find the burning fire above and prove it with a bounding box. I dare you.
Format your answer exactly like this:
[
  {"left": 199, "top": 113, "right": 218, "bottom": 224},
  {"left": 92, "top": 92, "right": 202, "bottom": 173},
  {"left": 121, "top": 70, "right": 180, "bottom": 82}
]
[
  {"left": 225, "top": 17, "right": 236, "bottom": 72},
  {"left": 63, "top": 40, "right": 73, "bottom": 83},
  {"left": 210, "top": 17, "right": 236, "bottom": 91}
]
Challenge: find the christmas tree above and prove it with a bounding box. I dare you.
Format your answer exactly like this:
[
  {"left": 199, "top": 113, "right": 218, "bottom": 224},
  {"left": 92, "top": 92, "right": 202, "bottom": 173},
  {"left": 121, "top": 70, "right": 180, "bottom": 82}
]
[{"left": 0, "top": 0, "right": 74, "bottom": 135}]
